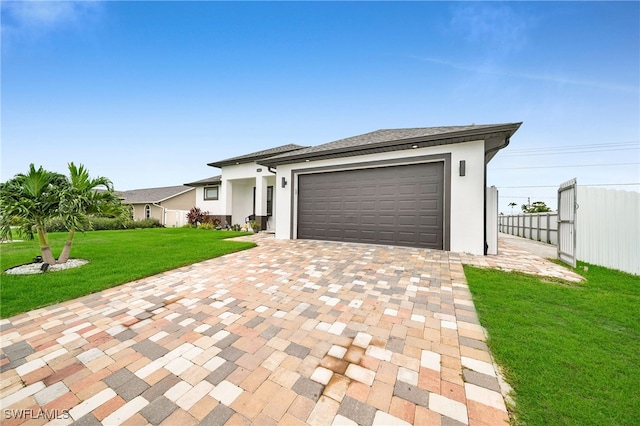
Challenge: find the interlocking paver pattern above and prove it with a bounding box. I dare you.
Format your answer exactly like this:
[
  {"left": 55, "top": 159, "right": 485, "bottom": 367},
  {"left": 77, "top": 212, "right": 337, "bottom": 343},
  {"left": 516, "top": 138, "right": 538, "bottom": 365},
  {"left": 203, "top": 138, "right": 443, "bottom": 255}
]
[{"left": 0, "top": 233, "right": 568, "bottom": 425}]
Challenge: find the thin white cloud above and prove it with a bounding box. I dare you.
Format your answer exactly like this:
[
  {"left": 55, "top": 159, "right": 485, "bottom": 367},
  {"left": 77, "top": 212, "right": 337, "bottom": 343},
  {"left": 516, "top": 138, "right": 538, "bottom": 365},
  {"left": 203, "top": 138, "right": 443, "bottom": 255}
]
[
  {"left": 449, "top": 3, "right": 531, "bottom": 54},
  {"left": 1, "top": 0, "right": 103, "bottom": 42},
  {"left": 413, "top": 56, "right": 640, "bottom": 94}
]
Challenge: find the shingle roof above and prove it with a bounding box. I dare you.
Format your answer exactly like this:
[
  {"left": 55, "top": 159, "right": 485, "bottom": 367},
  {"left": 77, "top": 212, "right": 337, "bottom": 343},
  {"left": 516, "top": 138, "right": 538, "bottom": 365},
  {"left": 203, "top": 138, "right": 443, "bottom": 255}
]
[
  {"left": 184, "top": 175, "right": 222, "bottom": 187},
  {"left": 260, "top": 123, "right": 522, "bottom": 166},
  {"left": 119, "top": 185, "right": 194, "bottom": 204},
  {"left": 207, "top": 144, "right": 308, "bottom": 168}
]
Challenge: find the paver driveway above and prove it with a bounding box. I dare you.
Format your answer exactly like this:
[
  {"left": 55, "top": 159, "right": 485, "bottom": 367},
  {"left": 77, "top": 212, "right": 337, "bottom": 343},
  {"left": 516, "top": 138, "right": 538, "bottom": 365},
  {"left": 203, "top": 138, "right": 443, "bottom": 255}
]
[{"left": 1, "top": 235, "right": 511, "bottom": 426}]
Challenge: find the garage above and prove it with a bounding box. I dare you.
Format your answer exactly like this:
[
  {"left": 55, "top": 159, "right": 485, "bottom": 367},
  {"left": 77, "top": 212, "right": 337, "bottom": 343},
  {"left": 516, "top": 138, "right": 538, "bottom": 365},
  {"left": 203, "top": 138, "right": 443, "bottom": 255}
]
[{"left": 297, "top": 162, "right": 445, "bottom": 249}]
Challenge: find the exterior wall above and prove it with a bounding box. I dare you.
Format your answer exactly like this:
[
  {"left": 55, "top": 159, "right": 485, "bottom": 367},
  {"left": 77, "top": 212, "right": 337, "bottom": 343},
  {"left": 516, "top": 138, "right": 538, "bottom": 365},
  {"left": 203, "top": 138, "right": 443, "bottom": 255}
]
[
  {"left": 231, "top": 182, "right": 254, "bottom": 226},
  {"left": 131, "top": 204, "right": 163, "bottom": 222},
  {"left": 273, "top": 140, "right": 487, "bottom": 255},
  {"left": 449, "top": 141, "right": 486, "bottom": 254},
  {"left": 485, "top": 186, "right": 499, "bottom": 255},
  {"left": 195, "top": 186, "right": 224, "bottom": 215},
  {"left": 161, "top": 190, "right": 195, "bottom": 211}
]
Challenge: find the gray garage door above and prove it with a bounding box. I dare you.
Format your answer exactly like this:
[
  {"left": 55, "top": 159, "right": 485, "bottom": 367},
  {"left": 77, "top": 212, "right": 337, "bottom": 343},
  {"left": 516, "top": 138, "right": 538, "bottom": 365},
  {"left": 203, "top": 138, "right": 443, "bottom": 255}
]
[{"left": 297, "top": 162, "right": 444, "bottom": 249}]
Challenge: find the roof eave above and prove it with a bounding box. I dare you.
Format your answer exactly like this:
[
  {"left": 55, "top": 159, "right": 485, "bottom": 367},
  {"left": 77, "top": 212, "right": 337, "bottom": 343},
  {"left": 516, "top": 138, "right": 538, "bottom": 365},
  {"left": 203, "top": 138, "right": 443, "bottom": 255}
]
[
  {"left": 207, "top": 144, "right": 309, "bottom": 169},
  {"left": 184, "top": 179, "right": 222, "bottom": 187},
  {"left": 260, "top": 123, "right": 522, "bottom": 167}
]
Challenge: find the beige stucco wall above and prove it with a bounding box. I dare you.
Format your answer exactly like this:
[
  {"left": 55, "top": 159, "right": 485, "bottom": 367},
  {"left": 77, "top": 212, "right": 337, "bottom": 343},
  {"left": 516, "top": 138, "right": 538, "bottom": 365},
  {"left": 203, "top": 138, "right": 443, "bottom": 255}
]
[
  {"left": 131, "top": 204, "right": 163, "bottom": 222},
  {"left": 160, "top": 189, "right": 195, "bottom": 211}
]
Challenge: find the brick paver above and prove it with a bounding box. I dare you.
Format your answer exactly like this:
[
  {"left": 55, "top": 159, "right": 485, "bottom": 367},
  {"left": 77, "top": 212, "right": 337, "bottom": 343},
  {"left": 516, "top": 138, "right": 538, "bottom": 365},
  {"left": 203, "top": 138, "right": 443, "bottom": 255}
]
[{"left": 0, "top": 233, "right": 567, "bottom": 425}]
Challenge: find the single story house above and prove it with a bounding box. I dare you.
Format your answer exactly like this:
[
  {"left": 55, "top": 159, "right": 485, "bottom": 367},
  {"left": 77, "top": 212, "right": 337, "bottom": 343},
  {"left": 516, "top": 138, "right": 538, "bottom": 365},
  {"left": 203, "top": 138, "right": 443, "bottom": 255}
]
[
  {"left": 188, "top": 123, "right": 521, "bottom": 255},
  {"left": 119, "top": 185, "right": 195, "bottom": 227},
  {"left": 185, "top": 144, "right": 307, "bottom": 231}
]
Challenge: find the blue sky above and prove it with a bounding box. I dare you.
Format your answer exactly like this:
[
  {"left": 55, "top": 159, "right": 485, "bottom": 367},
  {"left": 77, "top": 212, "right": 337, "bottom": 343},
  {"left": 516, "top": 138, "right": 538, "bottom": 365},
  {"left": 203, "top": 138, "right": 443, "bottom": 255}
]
[{"left": 2, "top": 1, "right": 639, "bottom": 213}]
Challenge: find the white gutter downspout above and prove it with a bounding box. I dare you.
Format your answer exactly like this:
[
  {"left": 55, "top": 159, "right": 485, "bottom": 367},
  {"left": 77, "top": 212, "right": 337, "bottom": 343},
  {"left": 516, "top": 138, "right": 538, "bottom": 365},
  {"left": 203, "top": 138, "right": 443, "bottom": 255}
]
[{"left": 152, "top": 203, "right": 166, "bottom": 226}]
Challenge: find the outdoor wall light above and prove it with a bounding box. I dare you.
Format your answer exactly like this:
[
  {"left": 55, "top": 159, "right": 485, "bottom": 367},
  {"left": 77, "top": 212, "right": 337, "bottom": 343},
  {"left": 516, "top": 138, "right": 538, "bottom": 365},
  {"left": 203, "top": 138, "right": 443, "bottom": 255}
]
[
  {"left": 412, "top": 144, "right": 419, "bottom": 149},
  {"left": 459, "top": 160, "right": 466, "bottom": 177},
  {"left": 281, "top": 177, "right": 287, "bottom": 188}
]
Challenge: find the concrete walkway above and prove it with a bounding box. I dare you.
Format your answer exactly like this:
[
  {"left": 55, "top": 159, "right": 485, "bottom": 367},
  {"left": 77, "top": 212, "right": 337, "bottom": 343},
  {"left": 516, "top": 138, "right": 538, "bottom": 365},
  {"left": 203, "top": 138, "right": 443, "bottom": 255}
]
[
  {"left": 0, "top": 234, "right": 579, "bottom": 426},
  {"left": 459, "top": 234, "right": 583, "bottom": 283}
]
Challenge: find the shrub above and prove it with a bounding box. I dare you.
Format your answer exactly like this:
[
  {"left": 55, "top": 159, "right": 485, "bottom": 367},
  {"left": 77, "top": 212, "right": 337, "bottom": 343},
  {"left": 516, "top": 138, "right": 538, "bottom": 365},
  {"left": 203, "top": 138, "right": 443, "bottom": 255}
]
[
  {"left": 45, "top": 218, "right": 68, "bottom": 233},
  {"left": 89, "top": 217, "right": 126, "bottom": 231},
  {"left": 203, "top": 215, "right": 222, "bottom": 227},
  {"left": 187, "top": 207, "right": 208, "bottom": 227},
  {"left": 126, "top": 218, "right": 163, "bottom": 229},
  {"left": 44, "top": 217, "right": 160, "bottom": 232},
  {"left": 200, "top": 222, "right": 215, "bottom": 230}
]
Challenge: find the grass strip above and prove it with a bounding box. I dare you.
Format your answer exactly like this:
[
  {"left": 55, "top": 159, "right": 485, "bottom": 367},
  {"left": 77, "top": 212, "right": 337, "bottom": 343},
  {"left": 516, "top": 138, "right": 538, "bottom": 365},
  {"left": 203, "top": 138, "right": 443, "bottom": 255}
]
[
  {"left": 0, "top": 228, "right": 254, "bottom": 318},
  {"left": 463, "top": 263, "right": 640, "bottom": 425}
]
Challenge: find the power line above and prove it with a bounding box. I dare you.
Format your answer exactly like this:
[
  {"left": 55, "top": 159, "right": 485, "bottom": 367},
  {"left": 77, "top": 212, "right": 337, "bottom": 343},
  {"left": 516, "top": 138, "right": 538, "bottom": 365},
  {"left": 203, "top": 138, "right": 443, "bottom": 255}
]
[
  {"left": 504, "top": 140, "right": 639, "bottom": 154},
  {"left": 497, "top": 183, "right": 640, "bottom": 188},
  {"left": 493, "top": 162, "right": 639, "bottom": 170},
  {"left": 500, "top": 147, "right": 639, "bottom": 157}
]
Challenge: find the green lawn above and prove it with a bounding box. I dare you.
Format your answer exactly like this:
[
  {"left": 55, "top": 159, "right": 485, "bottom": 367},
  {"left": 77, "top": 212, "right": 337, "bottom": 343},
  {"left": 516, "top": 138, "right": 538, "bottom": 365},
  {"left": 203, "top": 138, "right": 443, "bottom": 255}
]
[
  {"left": 464, "top": 263, "right": 640, "bottom": 426},
  {"left": 0, "top": 228, "right": 254, "bottom": 318}
]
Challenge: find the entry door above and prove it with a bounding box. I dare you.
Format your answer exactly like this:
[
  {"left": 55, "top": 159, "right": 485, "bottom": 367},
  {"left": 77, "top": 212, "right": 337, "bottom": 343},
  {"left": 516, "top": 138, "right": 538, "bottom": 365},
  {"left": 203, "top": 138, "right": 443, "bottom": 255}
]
[{"left": 297, "top": 162, "right": 444, "bottom": 249}]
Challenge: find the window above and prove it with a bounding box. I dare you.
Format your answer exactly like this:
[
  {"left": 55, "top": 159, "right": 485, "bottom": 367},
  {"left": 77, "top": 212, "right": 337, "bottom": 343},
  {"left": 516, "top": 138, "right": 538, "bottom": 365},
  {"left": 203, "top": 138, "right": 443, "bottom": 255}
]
[
  {"left": 144, "top": 204, "right": 151, "bottom": 219},
  {"left": 204, "top": 186, "right": 219, "bottom": 200},
  {"left": 253, "top": 186, "right": 274, "bottom": 216},
  {"left": 267, "top": 186, "right": 273, "bottom": 216}
]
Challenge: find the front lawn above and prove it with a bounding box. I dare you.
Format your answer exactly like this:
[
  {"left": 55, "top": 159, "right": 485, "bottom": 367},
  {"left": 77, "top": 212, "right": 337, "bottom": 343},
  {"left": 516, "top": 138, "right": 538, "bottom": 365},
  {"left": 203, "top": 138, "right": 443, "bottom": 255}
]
[
  {"left": 464, "top": 263, "right": 640, "bottom": 425},
  {"left": 0, "top": 228, "right": 254, "bottom": 318}
]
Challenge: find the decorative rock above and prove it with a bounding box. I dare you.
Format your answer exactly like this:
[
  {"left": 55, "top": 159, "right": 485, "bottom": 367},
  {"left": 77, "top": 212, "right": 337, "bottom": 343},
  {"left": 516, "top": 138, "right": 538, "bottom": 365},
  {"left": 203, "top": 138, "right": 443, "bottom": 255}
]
[{"left": 5, "top": 259, "right": 89, "bottom": 275}]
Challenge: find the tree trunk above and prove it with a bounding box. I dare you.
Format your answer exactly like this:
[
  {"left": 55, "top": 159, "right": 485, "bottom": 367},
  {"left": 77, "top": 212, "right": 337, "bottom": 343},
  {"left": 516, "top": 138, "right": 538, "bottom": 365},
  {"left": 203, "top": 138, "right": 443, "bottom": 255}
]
[
  {"left": 36, "top": 225, "right": 56, "bottom": 265},
  {"left": 57, "top": 228, "right": 75, "bottom": 264}
]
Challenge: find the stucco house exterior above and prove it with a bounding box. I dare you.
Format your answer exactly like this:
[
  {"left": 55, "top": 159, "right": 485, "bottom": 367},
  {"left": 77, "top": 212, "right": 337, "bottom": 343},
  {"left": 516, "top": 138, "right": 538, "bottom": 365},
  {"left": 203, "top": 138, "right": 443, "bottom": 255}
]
[
  {"left": 119, "top": 185, "right": 195, "bottom": 227},
  {"left": 189, "top": 123, "right": 521, "bottom": 255},
  {"left": 185, "top": 144, "right": 307, "bottom": 231}
]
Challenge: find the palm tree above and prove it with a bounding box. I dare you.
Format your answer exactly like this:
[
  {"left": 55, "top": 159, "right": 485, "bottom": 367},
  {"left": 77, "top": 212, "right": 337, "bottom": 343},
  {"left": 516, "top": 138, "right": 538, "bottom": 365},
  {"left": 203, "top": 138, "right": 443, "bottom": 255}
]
[
  {"left": 0, "top": 164, "right": 66, "bottom": 264},
  {"left": 1, "top": 163, "right": 127, "bottom": 265},
  {"left": 57, "top": 163, "right": 127, "bottom": 263}
]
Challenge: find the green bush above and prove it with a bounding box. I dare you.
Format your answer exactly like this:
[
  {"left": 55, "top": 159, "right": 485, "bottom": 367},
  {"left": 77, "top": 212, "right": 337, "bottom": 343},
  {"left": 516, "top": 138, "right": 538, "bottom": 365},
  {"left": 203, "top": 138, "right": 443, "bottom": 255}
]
[
  {"left": 90, "top": 217, "right": 126, "bottom": 231},
  {"left": 45, "top": 218, "right": 68, "bottom": 233},
  {"left": 126, "top": 218, "right": 163, "bottom": 229},
  {"left": 44, "top": 217, "right": 162, "bottom": 232}
]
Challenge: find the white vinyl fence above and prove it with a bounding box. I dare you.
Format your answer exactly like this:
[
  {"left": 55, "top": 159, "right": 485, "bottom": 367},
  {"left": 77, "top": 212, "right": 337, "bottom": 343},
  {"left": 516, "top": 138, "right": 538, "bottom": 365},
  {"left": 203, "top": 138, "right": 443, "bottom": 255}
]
[
  {"left": 164, "top": 209, "right": 190, "bottom": 228},
  {"left": 500, "top": 185, "right": 640, "bottom": 275},
  {"left": 575, "top": 186, "right": 639, "bottom": 275},
  {"left": 498, "top": 212, "right": 558, "bottom": 245}
]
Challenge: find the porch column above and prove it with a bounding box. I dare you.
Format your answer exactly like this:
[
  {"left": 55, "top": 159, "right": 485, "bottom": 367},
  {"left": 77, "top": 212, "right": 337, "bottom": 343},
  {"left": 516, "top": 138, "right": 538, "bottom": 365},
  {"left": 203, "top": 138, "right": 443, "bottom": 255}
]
[
  {"left": 222, "top": 180, "right": 233, "bottom": 227},
  {"left": 254, "top": 176, "right": 268, "bottom": 231}
]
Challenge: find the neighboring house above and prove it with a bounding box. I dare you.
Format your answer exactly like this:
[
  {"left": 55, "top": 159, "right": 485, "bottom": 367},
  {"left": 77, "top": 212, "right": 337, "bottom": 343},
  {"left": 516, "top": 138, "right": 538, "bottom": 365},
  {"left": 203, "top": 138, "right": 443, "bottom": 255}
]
[
  {"left": 190, "top": 123, "right": 521, "bottom": 255},
  {"left": 119, "top": 185, "right": 195, "bottom": 227}
]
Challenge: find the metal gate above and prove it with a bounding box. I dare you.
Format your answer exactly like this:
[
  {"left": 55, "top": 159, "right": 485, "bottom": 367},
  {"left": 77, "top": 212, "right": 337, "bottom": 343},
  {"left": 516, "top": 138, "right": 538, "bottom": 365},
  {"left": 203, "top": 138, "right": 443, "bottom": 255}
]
[{"left": 557, "top": 178, "right": 577, "bottom": 267}]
